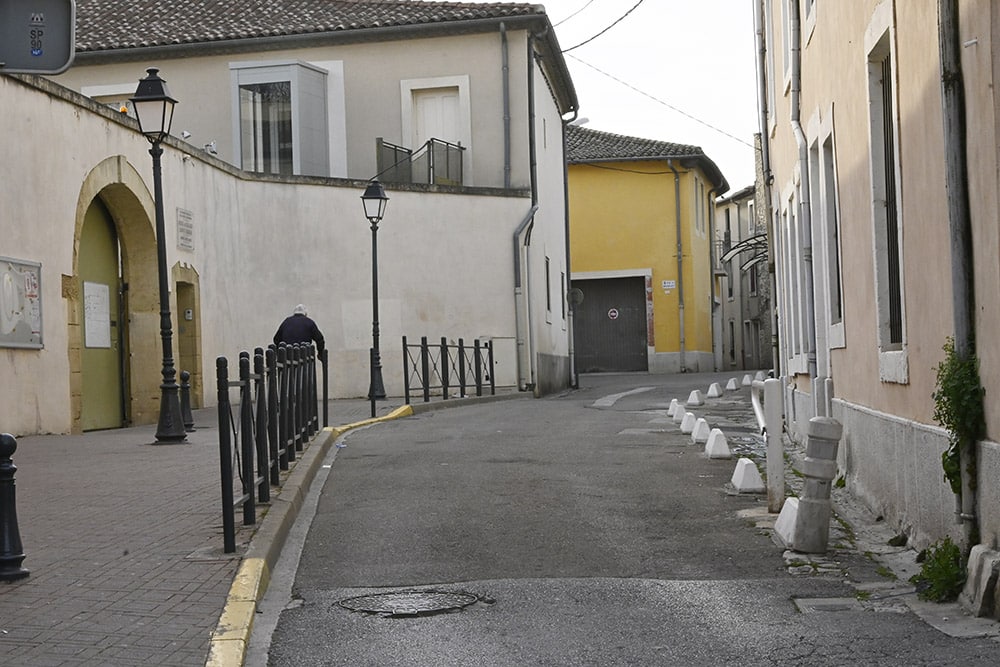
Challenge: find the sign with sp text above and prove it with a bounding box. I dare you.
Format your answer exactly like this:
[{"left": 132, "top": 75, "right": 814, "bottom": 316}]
[{"left": 0, "top": 0, "right": 76, "bottom": 74}]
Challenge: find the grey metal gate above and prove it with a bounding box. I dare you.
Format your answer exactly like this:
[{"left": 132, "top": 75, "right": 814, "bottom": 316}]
[{"left": 572, "top": 277, "right": 648, "bottom": 372}]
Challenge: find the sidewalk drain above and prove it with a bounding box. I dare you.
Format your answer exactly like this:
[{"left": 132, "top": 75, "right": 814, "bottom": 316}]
[
  {"left": 794, "top": 597, "right": 864, "bottom": 614},
  {"left": 337, "top": 590, "right": 486, "bottom": 617}
]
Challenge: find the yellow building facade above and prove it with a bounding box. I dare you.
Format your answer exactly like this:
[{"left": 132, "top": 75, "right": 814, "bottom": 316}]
[{"left": 567, "top": 126, "right": 728, "bottom": 374}]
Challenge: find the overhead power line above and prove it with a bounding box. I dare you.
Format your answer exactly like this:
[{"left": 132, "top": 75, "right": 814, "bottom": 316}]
[
  {"left": 554, "top": 0, "right": 598, "bottom": 27},
  {"left": 567, "top": 53, "right": 755, "bottom": 149},
  {"left": 562, "top": 0, "right": 647, "bottom": 53}
]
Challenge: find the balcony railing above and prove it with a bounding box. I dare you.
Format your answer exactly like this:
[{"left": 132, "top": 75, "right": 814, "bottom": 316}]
[{"left": 376, "top": 137, "right": 465, "bottom": 186}]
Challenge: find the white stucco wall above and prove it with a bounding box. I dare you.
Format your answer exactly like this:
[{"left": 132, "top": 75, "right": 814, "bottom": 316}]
[{"left": 0, "top": 74, "right": 547, "bottom": 435}]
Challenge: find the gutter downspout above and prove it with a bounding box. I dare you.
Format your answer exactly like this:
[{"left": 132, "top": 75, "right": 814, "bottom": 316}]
[
  {"left": 790, "top": 0, "right": 822, "bottom": 416},
  {"left": 563, "top": 110, "right": 579, "bottom": 388},
  {"left": 938, "top": 0, "right": 978, "bottom": 537},
  {"left": 668, "top": 160, "right": 686, "bottom": 372},
  {"left": 707, "top": 186, "right": 720, "bottom": 372},
  {"left": 511, "top": 31, "right": 542, "bottom": 393},
  {"left": 754, "top": 2, "right": 779, "bottom": 377},
  {"left": 514, "top": 206, "right": 539, "bottom": 391},
  {"left": 500, "top": 22, "right": 512, "bottom": 189}
]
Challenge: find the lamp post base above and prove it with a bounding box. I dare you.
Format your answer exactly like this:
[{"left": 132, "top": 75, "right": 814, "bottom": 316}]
[{"left": 155, "top": 384, "right": 187, "bottom": 443}]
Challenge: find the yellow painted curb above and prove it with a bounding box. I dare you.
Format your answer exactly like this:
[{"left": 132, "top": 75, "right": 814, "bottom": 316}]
[{"left": 204, "top": 406, "right": 413, "bottom": 666}]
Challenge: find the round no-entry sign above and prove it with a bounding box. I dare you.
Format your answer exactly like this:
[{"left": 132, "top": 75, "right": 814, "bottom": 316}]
[{"left": 607, "top": 308, "right": 619, "bottom": 320}]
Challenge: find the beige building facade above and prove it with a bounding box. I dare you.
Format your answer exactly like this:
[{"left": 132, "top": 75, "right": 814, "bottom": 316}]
[{"left": 759, "top": 0, "right": 1000, "bottom": 614}]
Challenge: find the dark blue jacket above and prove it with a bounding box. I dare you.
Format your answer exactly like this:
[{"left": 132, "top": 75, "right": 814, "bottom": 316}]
[{"left": 273, "top": 314, "right": 325, "bottom": 355}]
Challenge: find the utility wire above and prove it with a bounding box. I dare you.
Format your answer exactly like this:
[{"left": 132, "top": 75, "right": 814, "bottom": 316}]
[
  {"left": 562, "top": 0, "right": 647, "bottom": 53},
  {"left": 567, "top": 53, "right": 755, "bottom": 149},
  {"left": 554, "top": 0, "right": 598, "bottom": 27}
]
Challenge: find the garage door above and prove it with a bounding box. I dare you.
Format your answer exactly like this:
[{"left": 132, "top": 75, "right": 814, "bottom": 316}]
[{"left": 573, "top": 277, "right": 648, "bottom": 372}]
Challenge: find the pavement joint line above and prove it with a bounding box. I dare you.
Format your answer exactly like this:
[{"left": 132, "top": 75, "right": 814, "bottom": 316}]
[{"left": 203, "top": 402, "right": 435, "bottom": 667}]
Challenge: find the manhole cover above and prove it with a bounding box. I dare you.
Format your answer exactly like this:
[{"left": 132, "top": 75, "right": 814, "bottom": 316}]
[{"left": 337, "top": 590, "right": 482, "bottom": 617}]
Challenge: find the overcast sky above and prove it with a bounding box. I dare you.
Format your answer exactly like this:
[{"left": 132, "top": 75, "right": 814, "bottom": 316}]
[{"left": 533, "top": 0, "right": 760, "bottom": 190}]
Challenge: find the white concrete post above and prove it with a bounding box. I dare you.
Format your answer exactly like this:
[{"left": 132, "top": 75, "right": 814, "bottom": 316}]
[
  {"left": 764, "top": 378, "right": 784, "bottom": 513},
  {"left": 792, "top": 416, "right": 843, "bottom": 553}
]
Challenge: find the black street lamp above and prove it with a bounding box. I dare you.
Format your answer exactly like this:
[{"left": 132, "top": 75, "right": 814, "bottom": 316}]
[
  {"left": 361, "top": 180, "right": 389, "bottom": 418},
  {"left": 130, "top": 68, "right": 186, "bottom": 442}
]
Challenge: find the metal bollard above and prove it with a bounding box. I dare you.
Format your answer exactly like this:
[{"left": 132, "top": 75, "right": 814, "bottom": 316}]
[
  {"left": 180, "top": 370, "right": 195, "bottom": 432},
  {"left": 0, "top": 433, "right": 29, "bottom": 581},
  {"left": 793, "top": 416, "right": 843, "bottom": 553}
]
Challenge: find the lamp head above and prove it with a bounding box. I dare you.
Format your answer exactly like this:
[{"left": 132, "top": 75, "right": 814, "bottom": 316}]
[
  {"left": 361, "top": 179, "right": 389, "bottom": 224},
  {"left": 130, "top": 68, "right": 178, "bottom": 144}
]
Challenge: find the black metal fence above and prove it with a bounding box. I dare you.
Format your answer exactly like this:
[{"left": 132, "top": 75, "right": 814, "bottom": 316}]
[
  {"left": 402, "top": 336, "right": 494, "bottom": 404},
  {"left": 216, "top": 343, "right": 327, "bottom": 553},
  {"left": 375, "top": 137, "right": 465, "bottom": 186}
]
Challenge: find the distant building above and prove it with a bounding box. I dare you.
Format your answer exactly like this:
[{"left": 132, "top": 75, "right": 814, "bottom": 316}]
[
  {"left": 714, "top": 185, "right": 772, "bottom": 372},
  {"left": 566, "top": 125, "right": 728, "bottom": 374}
]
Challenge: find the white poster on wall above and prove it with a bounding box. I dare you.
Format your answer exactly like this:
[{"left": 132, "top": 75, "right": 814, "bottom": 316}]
[{"left": 84, "top": 281, "right": 111, "bottom": 349}]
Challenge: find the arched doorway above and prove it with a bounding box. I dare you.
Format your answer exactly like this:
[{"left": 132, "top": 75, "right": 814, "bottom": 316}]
[
  {"left": 79, "top": 197, "right": 127, "bottom": 430},
  {"left": 71, "top": 156, "right": 164, "bottom": 432}
]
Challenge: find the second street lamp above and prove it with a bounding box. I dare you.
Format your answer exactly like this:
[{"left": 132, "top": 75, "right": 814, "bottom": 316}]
[
  {"left": 130, "top": 68, "right": 186, "bottom": 442},
  {"left": 361, "top": 180, "right": 388, "bottom": 418}
]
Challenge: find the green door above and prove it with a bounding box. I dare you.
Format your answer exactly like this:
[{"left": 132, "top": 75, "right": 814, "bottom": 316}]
[{"left": 80, "top": 198, "right": 125, "bottom": 430}]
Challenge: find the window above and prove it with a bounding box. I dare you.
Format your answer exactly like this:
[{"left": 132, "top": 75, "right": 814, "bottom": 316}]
[
  {"left": 729, "top": 321, "right": 736, "bottom": 363},
  {"left": 239, "top": 81, "right": 292, "bottom": 175},
  {"left": 401, "top": 76, "right": 473, "bottom": 185},
  {"left": 866, "top": 4, "right": 907, "bottom": 382},
  {"left": 230, "top": 61, "right": 330, "bottom": 177},
  {"left": 545, "top": 257, "right": 552, "bottom": 313}
]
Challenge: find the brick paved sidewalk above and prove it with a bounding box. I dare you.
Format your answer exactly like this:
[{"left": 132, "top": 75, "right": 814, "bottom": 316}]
[{"left": 0, "top": 399, "right": 402, "bottom": 667}]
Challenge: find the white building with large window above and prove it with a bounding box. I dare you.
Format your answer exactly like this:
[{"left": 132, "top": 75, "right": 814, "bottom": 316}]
[{"left": 1, "top": 1, "right": 579, "bottom": 435}]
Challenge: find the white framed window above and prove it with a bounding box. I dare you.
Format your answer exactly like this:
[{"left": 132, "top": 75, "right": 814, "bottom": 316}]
[
  {"left": 815, "top": 106, "right": 845, "bottom": 348},
  {"left": 781, "top": 0, "right": 793, "bottom": 91},
  {"left": 400, "top": 75, "right": 473, "bottom": 185},
  {"left": 765, "top": 0, "right": 777, "bottom": 134},
  {"left": 865, "top": 3, "right": 907, "bottom": 383},
  {"left": 230, "top": 60, "right": 330, "bottom": 177},
  {"left": 802, "top": 0, "right": 817, "bottom": 45},
  {"left": 81, "top": 83, "right": 137, "bottom": 117}
]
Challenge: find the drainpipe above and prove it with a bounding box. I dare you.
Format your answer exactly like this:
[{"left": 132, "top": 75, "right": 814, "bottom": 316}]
[
  {"left": 789, "top": 0, "right": 822, "bottom": 416},
  {"left": 707, "top": 186, "right": 720, "bottom": 372},
  {"left": 512, "top": 31, "right": 542, "bottom": 393},
  {"left": 668, "top": 160, "right": 686, "bottom": 372},
  {"left": 938, "top": 0, "right": 978, "bottom": 538},
  {"left": 514, "top": 206, "right": 538, "bottom": 391},
  {"left": 563, "top": 110, "right": 579, "bottom": 388},
  {"left": 754, "top": 1, "right": 779, "bottom": 376},
  {"left": 500, "top": 23, "right": 512, "bottom": 189}
]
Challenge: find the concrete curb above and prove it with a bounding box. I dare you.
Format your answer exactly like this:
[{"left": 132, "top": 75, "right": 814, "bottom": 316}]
[{"left": 205, "top": 405, "right": 414, "bottom": 667}]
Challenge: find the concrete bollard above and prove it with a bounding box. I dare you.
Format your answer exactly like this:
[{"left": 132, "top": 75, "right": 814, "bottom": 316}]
[
  {"left": 672, "top": 405, "right": 686, "bottom": 423},
  {"left": 792, "top": 416, "right": 843, "bottom": 553},
  {"left": 704, "top": 429, "right": 731, "bottom": 459},
  {"left": 686, "top": 390, "right": 705, "bottom": 406},
  {"left": 0, "top": 433, "right": 29, "bottom": 581},
  {"left": 691, "top": 418, "right": 711, "bottom": 443},
  {"left": 731, "top": 457, "right": 765, "bottom": 493},
  {"left": 680, "top": 412, "right": 697, "bottom": 434},
  {"left": 726, "top": 378, "right": 739, "bottom": 391},
  {"left": 668, "top": 398, "right": 680, "bottom": 418},
  {"left": 763, "top": 378, "right": 785, "bottom": 514},
  {"left": 707, "top": 382, "right": 723, "bottom": 398},
  {"left": 742, "top": 374, "right": 753, "bottom": 387},
  {"left": 754, "top": 370, "right": 766, "bottom": 382}
]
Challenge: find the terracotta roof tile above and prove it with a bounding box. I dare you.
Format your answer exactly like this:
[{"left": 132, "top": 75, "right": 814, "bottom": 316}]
[
  {"left": 75, "top": 0, "right": 545, "bottom": 52},
  {"left": 565, "top": 124, "right": 702, "bottom": 163}
]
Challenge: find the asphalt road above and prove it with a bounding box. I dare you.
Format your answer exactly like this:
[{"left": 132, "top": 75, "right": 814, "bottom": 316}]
[{"left": 255, "top": 372, "right": 1000, "bottom": 666}]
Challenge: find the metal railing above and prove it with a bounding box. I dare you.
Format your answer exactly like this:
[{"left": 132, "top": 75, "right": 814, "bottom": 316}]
[
  {"left": 216, "top": 343, "right": 326, "bottom": 553},
  {"left": 402, "top": 336, "right": 494, "bottom": 404},
  {"left": 376, "top": 137, "right": 465, "bottom": 186}
]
